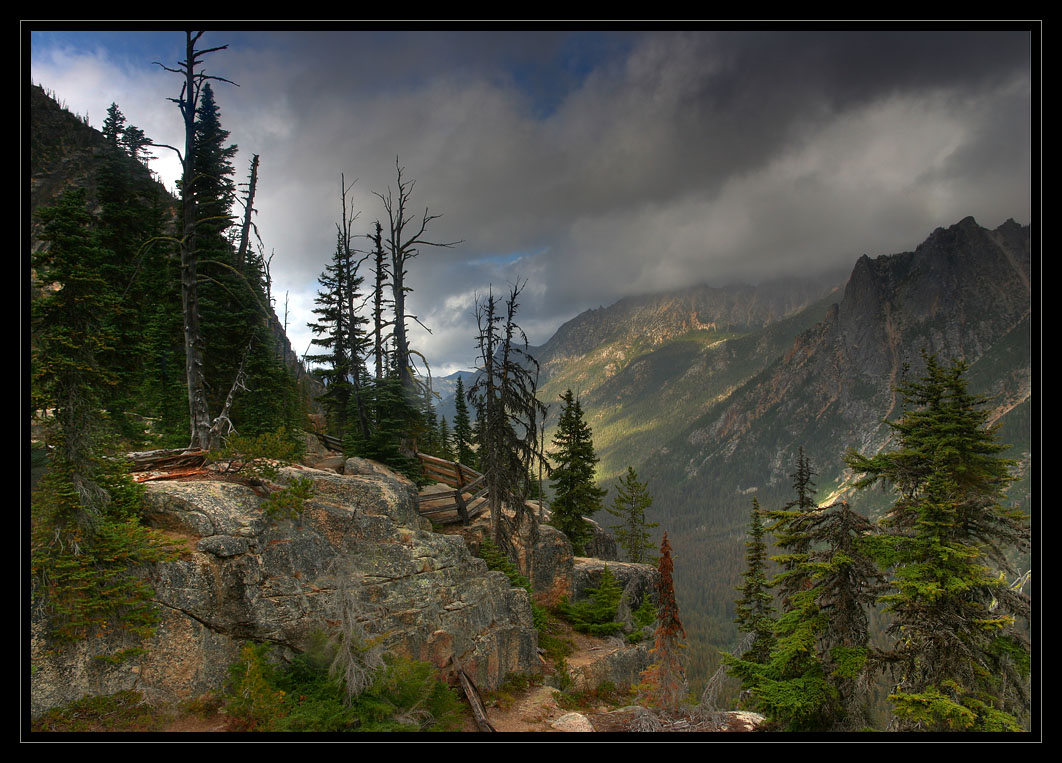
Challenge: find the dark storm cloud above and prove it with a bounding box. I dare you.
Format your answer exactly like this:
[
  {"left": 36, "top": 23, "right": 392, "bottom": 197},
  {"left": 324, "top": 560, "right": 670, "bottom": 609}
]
[{"left": 30, "top": 29, "right": 1033, "bottom": 374}]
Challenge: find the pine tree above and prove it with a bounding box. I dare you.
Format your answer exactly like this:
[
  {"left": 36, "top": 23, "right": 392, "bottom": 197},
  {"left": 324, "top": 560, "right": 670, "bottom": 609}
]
[
  {"left": 101, "top": 102, "right": 126, "bottom": 148},
  {"left": 845, "top": 355, "right": 1030, "bottom": 732},
  {"left": 768, "top": 448, "right": 817, "bottom": 609},
  {"left": 732, "top": 498, "right": 775, "bottom": 665},
  {"left": 605, "top": 466, "right": 659, "bottom": 563},
  {"left": 638, "top": 532, "right": 688, "bottom": 715},
  {"left": 469, "top": 284, "right": 546, "bottom": 550},
  {"left": 437, "top": 416, "right": 454, "bottom": 461},
  {"left": 548, "top": 389, "right": 606, "bottom": 555},
  {"left": 120, "top": 124, "right": 154, "bottom": 165},
  {"left": 31, "top": 189, "right": 119, "bottom": 522},
  {"left": 452, "top": 376, "right": 476, "bottom": 467},
  {"left": 745, "top": 499, "right": 884, "bottom": 731},
  {"left": 307, "top": 230, "right": 357, "bottom": 436}
]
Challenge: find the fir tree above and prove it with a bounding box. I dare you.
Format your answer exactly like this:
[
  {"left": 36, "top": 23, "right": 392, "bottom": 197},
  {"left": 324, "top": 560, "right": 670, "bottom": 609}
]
[
  {"left": 469, "top": 284, "right": 546, "bottom": 550},
  {"left": 768, "top": 448, "right": 817, "bottom": 609},
  {"left": 605, "top": 466, "right": 659, "bottom": 563},
  {"left": 31, "top": 189, "right": 119, "bottom": 522},
  {"left": 742, "top": 499, "right": 884, "bottom": 732},
  {"left": 548, "top": 389, "right": 606, "bottom": 555},
  {"left": 452, "top": 376, "right": 476, "bottom": 467},
  {"left": 732, "top": 498, "right": 775, "bottom": 665},
  {"left": 307, "top": 230, "right": 358, "bottom": 436},
  {"left": 437, "top": 416, "right": 455, "bottom": 462},
  {"left": 845, "top": 355, "right": 1030, "bottom": 732},
  {"left": 120, "top": 124, "right": 154, "bottom": 165},
  {"left": 638, "top": 532, "right": 688, "bottom": 715},
  {"left": 101, "top": 102, "right": 126, "bottom": 148}
]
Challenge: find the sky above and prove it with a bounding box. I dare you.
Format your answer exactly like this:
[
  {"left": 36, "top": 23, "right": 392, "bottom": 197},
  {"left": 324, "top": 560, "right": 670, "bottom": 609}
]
[{"left": 28, "top": 28, "right": 1035, "bottom": 377}]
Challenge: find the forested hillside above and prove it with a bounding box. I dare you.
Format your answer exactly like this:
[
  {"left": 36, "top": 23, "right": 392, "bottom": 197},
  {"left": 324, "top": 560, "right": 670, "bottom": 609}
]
[{"left": 30, "top": 83, "right": 309, "bottom": 446}]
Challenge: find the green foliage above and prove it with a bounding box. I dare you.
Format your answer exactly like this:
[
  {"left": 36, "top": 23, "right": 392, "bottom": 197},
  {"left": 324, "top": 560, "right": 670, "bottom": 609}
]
[
  {"left": 207, "top": 426, "right": 303, "bottom": 479},
  {"left": 452, "top": 376, "right": 476, "bottom": 468},
  {"left": 732, "top": 498, "right": 774, "bottom": 665},
  {"left": 557, "top": 566, "right": 625, "bottom": 637},
  {"left": 206, "top": 427, "right": 315, "bottom": 520},
  {"left": 262, "top": 477, "right": 316, "bottom": 521},
  {"left": 606, "top": 466, "right": 659, "bottom": 563},
  {"left": 31, "top": 462, "right": 180, "bottom": 646},
  {"left": 225, "top": 642, "right": 289, "bottom": 731},
  {"left": 31, "top": 690, "right": 166, "bottom": 732},
  {"left": 549, "top": 390, "right": 606, "bottom": 555},
  {"left": 552, "top": 680, "right": 631, "bottom": 711},
  {"left": 633, "top": 593, "right": 657, "bottom": 629},
  {"left": 845, "top": 355, "right": 1030, "bottom": 732},
  {"left": 224, "top": 641, "right": 463, "bottom": 732}
]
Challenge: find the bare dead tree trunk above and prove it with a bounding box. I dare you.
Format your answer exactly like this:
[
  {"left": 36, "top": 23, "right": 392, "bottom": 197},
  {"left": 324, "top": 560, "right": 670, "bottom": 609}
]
[
  {"left": 155, "top": 31, "right": 237, "bottom": 450},
  {"left": 375, "top": 157, "right": 460, "bottom": 393},
  {"left": 235, "top": 153, "right": 259, "bottom": 274},
  {"left": 370, "top": 221, "right": 389, "bottom": 382},
  {"left": 338, "top": 174, "right": 372, "bottom": 442}
]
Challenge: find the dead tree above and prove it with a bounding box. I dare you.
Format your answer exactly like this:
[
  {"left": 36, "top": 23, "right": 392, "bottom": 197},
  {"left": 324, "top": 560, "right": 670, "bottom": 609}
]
[
  {"left": 234, "top": 154, "right": 259, "bottom": 274},
  {"left": 375, "top": 157, "right": 460, "bottom": 393},
  {"left": 154, "top": 31, "right": 238, "bottom": 450}
]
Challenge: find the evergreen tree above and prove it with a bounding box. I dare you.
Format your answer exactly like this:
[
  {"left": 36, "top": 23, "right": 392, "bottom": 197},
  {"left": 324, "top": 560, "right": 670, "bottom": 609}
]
[
  {"left": 452, "top": 376, "right": 476, "bottom": 467},
  {"left": 845, "top": 355, "right": 1030, "bottom": 732},
  {"left": 605, "top": 466, "right": 659, "bottom": 563},
  {"left": 437, "top": 416, "right": 454, "bottom": 462},
  {"left": 469, "top": 284, "right": 546, "bottom": 550},
  {"left": 768, "top": 448, "right": 817, "bottom": 609},
  {"left": 120, "top": 124, "right": 154, "bottom": 165},
  {"left": 548, "top": 389, "right": 606, "bottom": 555},
  {"left": 307, "top": 230, "right": 357, "bottom": 436},
  {"left": 732, "top": 498, "right": 775, "bottom": 665},
  {"left": 638, "top": 532, "right": 688, "bottom": 714},
  {"left": 101, "top": 102, "right": 126, "bottom": 148},
  {"left": 738, "top": 499, "right": 884, "bottom": 731},
  {"left": 31, "top": 189, "right": 118, "bottom": 522}
]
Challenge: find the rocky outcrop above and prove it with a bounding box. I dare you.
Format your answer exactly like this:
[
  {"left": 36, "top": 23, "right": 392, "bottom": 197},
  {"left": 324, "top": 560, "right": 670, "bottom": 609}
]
[
  {"left": 584, "top": 518, "right": 618, "bottom": 561},
  {"left": 30, "top": 462, "right": 539, "bottom": 717},
  {"left": 572, "top": 558, "right": 659, "bottom": 610},
  {"left": 568, "top": 642, "right": 653, "bottom": 694}
]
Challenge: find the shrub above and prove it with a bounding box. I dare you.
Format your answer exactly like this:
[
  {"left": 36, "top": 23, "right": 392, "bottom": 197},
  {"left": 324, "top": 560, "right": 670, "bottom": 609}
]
[
  {"left": 224, "top": 641, "right": 462, "bottom": 732},
  {"left": 557, "top": 566, "right": 625, "bottom": 637}
]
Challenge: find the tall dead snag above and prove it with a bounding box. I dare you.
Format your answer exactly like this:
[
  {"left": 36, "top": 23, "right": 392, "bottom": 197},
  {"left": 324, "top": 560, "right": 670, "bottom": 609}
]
[
  {"left": 234, "top": 153, "right": 259, "bottom": 274},
  {"left": 154, "top": 31, "right": 237, "bottom": 449},
  {"left": 337, "top": 174, "right": 371, "bottom": 442},
  {"left": 375, "top": 157, "right": 460, "bottom": 393},
  {"left": 369, "top": 221, "right": 391, "bottom": 382}
]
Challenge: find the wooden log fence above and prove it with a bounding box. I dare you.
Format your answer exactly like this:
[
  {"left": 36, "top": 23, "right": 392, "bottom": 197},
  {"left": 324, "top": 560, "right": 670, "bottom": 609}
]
[{"left": 415, "top": 452, "right": 489, "bottom": 526}]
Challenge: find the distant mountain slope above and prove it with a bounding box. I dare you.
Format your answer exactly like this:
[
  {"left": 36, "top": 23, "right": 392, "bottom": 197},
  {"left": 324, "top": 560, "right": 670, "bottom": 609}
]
[
  {"left": 633, "top": 217, "right": 1031, "bottom": 678},
  {"left": 652, "top": 217, "right": 1031, "bottom": 512}
]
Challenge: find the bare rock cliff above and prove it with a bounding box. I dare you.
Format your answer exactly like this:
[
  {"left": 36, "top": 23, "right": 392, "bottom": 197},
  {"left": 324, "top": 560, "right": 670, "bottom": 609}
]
[{"left": 30, "top": 462, "right": 539, "bottom": 716}]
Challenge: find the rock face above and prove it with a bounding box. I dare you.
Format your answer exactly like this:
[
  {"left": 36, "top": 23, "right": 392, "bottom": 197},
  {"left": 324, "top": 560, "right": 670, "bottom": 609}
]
[
  {"left": 30, "top": 462, "right": 538, "bottom": 717},
  {"left": 584, "top": 518, "right": 618, "bottom": 561},
  {"left": 571, "top": 559, "right": 659, "bottom": 610}
]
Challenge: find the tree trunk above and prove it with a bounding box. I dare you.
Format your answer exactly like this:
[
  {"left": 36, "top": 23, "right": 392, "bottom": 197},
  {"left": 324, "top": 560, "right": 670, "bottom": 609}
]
[{"left": 179, "top": 33, "right": 213, "bottom": 450}]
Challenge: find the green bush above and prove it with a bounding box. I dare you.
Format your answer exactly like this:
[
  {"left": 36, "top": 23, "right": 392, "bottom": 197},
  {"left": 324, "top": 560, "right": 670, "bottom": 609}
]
[
  {"left": 30, "top": 461, "right": 180, "bottom": 646},
  {"left": 224, "top": 641, "right": 463, "bottom": 732},
  {"left": 207, "top": 427, "right": 315, "bottom": 521},
  {"left": 31, "top": 690, "right": 167, "bottom": 732},
  {"left": 557, "top": 566, "right": 625, "bottom": 637}
]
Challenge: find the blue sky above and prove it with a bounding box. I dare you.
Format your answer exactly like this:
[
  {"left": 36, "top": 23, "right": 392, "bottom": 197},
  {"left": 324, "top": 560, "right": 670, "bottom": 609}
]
[{"left": 28, "top": 28, "right": 1035, "bottom": 376}]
